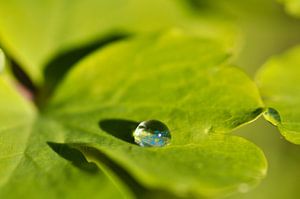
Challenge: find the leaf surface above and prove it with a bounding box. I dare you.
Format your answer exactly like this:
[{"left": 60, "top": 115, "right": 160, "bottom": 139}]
[
  {"left": 256, "top": 46, "right": 300, "bottom": 144},
  {"left": 0, "top": 76, "right": 133, "bottom": 199},
  {"left": 45, "top": 31, "right": 266, "bottom": 197},
  {"left": 0, "top": 31, "right": 266, "bottom": 198}
]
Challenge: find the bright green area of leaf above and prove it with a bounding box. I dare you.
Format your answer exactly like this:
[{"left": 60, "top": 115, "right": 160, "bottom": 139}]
[
  {"left": 40, "top": 31, "right": 266, "bottom": 198},
  {"left": 48, "top": 30, "right": 263, "bottom": 136},
  {"left": 278, "top": 0, "right": 300, "bottom": 18},
  {"left": 0, "top": 77, "right": 133, "bottom": 198},
  {"left": 256, "top": 46, "right": 300, "bottom": 144},
  {"left": 0, "top": 49, "right": 11, "bottom": 76},
  {"left": 0, "top": 0, "right": 239, "bottom": 85},
  {"left": 0, "top": 49, "right": 4, "bottom": 73}
]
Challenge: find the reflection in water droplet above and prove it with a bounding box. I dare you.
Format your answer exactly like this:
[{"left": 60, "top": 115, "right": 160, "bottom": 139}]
[
  {"left": 133, "top": 120, "right": 171, "bottom": 147},
  {"left": 264, "top": 107, "right": 281, "bottom": 126}
]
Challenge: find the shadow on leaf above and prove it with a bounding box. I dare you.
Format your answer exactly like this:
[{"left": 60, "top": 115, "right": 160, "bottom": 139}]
[
  {"left": 44, "top": 34, "right": 128, "bottom": 90},
  {"left": 36, "top": 34, "right": 129, "bottom": 109},
  {"left": 76, "top": 145, "right": 192, "bottom": 199},
  {"left": 99, "top": 119, "right": 139, "bottom": 144},
  {"left": 48, "top": 142, "right": 196, "bottom": 199},
  {"left": 47, "top": 142, "right": 99, "bottom": 174}
]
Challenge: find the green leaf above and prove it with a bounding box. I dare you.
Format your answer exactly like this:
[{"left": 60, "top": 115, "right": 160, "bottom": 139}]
[
  {"left": 0, "top": 31, "right": 266, "bottom": 198},
  {"left": 73, "top": 136, "right": 266, "bottom": 198},
  {"left": 43, "top": 31, "right": 266, "bottom": 197},
  {"left": 0, "top": 77, "right": 133, "bottom": 198},
  {"left": 0, "top": 49, "right": 4, "bottom": 73},
  {"left": 256, "top": 45, "right": 300, "bottom": 144},
  {"left": 0, "top": 0, "right": 239, "bottom": 85},
  {"left": 278, "top": 0, "right": 300, "bottom": 18}
]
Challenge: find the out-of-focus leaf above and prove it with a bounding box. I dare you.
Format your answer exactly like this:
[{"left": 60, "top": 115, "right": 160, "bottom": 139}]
[
  {"left": 256, "top": 45, "right": 300, "bottom": 144},
  {"left": 0, "top": 0, "right": 239, "bottom": 85},
  {"left": 278, "top": 0, "right": 300, "bottom": 18}
]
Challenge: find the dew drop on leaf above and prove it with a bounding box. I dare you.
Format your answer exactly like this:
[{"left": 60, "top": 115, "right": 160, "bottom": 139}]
[
  {"left": 133, "top": 120, "right": 171, "bottom": 147},
  {"left": 264, "top": 107, "right": 281, "bottom": 126}
]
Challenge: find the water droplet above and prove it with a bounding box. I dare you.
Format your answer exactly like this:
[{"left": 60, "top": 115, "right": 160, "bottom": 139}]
[
  {"left": 264, "top": 107, "right": 281, "bottom": 126},
  {"left": 133, "top": 120, "right": 171, "bottom": 147}
]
